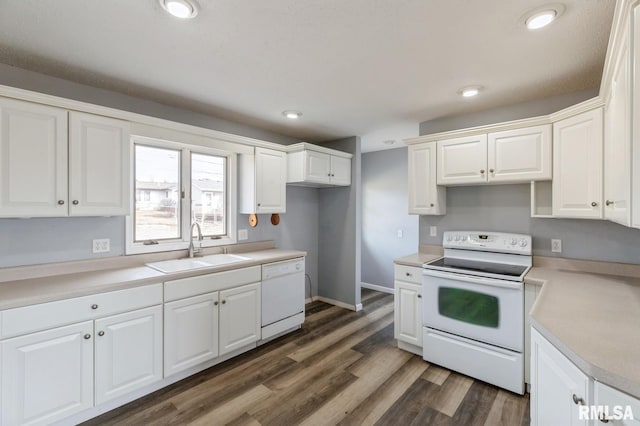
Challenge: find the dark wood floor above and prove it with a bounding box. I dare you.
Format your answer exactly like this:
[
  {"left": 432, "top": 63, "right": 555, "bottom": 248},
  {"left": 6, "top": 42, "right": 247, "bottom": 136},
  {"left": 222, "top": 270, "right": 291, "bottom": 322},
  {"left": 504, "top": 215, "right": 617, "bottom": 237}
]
[{"left": 84, "top": 289, "right": 530, "bottom": 426}]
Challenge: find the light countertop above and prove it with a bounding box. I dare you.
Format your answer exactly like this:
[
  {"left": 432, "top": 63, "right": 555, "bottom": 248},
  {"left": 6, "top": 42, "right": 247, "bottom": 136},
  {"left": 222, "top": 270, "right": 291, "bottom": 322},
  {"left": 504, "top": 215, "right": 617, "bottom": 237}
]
[
  {"left": 0, "top": 249, "right": 306, "bottom": 311},
  {"left": 394, "top": 252, "right": 442, "bottom": 268},
  {"left": 526, "top": 266, "right": 640, "bottom": 399}
]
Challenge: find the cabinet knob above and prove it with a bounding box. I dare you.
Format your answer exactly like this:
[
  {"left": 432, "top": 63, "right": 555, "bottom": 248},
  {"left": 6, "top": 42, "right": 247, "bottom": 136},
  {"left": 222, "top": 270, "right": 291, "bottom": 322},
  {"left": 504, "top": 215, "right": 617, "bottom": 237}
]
[
  {"left": 72, "top": 200, "right": 79, "bottom": 205},
  {"left": 84, "top": 334, "right": 91, "bottom": 340},
  {"left": 222, "top": 300, "right": 226, "bottom": 304},
  {"left": 91, "top": 304, "right": 99, "bottom": 310},
  {"left": 430, "top": 203, "right": 435, "bottom": 207},
  {"left": 417, "top": 294, "right": 422, "bottom": 298},
  {"left": 98, "top": 331, "right": 105, "bottom": 336},
  {"left": 591, "top": 201, "right": 598, "bottom": 207},
  {"left": 605, "top": 200, "right": 614, "bottom": 206},
  {"left": 257, "top": 203, "right": 261, "bottom": 207},
  {"left": 214, "top": 301, "right": 219, "bottom": 306},
  {"left": 489, "top": 169, "right": 494, "bottom": 173},
  {"left": 572, "top": 394, "right": 584, "bottom": 405},
  {"left": 328, "top": 173, "right": 331, "bottom": 176},
  {"left": 331, "top": 173, "right": 335, "bottom": 177},
  {"left": 405, "top": 272, "right": 412, "bottom": 277},
  {"left": 480, "top": 169, "right": 485, "bottom": 174},
  {"left": 57, "top": 200, "right": 65, "bottom": 205},
  {"left": 599, "top": 413, "right": 610, "bottom": 423}
]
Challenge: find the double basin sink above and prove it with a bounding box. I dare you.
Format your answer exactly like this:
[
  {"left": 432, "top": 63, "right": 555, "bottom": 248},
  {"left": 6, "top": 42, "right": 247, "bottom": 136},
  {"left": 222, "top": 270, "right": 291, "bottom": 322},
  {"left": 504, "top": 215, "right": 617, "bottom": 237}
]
[{"left": 146, "top": 254, "right": 251, "bottom": 274}]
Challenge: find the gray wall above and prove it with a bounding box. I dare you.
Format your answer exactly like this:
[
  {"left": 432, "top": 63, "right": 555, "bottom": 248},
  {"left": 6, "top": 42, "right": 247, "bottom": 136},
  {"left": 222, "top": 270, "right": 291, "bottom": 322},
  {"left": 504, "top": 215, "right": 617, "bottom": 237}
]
[
  {"left": 419, "top": 88, "right": 640, "bottom": 265},
  {"left": 318, "top": 137, "right": 362, "bottom": 306},
  {"left": 0, "top": 64, "right": 323, "bottom": 298},
  {"left": 420, "top": 88, "right": 599, "bottom": 135},
  {"left": 419, "top": 185, "right": 640, "bottom": 264},
  {"left": 361, "top": 147, "right": 418, "bottom": 289}
]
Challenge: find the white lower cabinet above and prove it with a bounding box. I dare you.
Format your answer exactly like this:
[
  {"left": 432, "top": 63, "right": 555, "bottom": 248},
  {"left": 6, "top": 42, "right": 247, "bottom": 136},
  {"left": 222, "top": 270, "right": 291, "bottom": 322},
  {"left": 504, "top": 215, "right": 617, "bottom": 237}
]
[
  {"left": 595, "top": 381, "right": 640, "bottom": 425},
  {"left": 94, "top": 305, "right": 163, "bottom": 405},
  {"left": 219, "top": 283, "right": 261, "bottom": 355},
  {"left": 1, "top": 321, "right": 94, "bottom": 426},
  {"left": 531, "top": 328, "right": 591, "bottom": 426},
  {"left": 394, "top": 264, "right": 423, "bottom": 355},
  {"left": 164, "top": 292, "right": 220, "bottom": 377}
]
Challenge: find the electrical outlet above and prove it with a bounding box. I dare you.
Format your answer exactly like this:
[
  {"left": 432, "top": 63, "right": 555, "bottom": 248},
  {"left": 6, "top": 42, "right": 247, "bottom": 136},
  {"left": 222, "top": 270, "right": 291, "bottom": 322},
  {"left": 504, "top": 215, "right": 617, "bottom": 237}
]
[
  {"left": 397, "top": 229, "right": 403, "bottom": 239},
  {"left": 551, "top": 239, "right": 562, "bottom": 253},
  {"left": 92, "top": 238, "right": 110, "bottom": 253},
  {"left": 430, "top": 226, "right": 437, "bottom": 237},
  {"left": 238, "top": 229, "right": 248, "bottom": 241}
]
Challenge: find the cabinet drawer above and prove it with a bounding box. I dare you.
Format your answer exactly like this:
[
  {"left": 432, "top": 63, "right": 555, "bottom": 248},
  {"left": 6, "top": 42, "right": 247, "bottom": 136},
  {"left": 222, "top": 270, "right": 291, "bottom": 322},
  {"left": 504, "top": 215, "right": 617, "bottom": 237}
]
[
  {"left": 1, "top": 284, "right": 162, "bottom": 339},
  {"left": 394, "top": 264, "right": 422, "bottom": 284},
  {"left": 164, "top": 266, "right": 261, "bottom": 302}
]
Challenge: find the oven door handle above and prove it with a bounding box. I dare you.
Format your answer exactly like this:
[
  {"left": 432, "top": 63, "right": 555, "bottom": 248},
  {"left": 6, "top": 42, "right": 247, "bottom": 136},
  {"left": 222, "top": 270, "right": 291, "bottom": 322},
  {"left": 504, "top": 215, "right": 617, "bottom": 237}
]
[{"left": 423, "top": 269, "right": 522, "bottom": 290}]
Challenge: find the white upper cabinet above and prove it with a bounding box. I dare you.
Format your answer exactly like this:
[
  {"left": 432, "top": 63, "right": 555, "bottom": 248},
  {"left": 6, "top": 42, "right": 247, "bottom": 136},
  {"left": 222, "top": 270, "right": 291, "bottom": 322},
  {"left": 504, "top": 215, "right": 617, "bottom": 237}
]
[
  {"left": 604, "top": 17, "right": 632, "bottom": 227},
  {"left": 408, "top": 142, "right": 445, "bottom": 215},
  {"left": 0, "top": 97, "right": 68, "bottom": 217},
  {"left": 329, "top": 155, "right": 351, "bottom": 186},
  {"left": 239, "top": 147, "right": 287, "bottom": 214},
  {"left": 488, "top": 124, "right": 552, "bottom": 183},
  {"left": 437, "top": 134, "right": 488, "bottom": 185},
  {"left": 69, "top": 112, "right": 131, "bottom": 216},
  {"left": 553, "top": 109, "right": 603, "bottom": 219},
  {"left": 287, "top": 144, "right": 352, "bottom": 187}
]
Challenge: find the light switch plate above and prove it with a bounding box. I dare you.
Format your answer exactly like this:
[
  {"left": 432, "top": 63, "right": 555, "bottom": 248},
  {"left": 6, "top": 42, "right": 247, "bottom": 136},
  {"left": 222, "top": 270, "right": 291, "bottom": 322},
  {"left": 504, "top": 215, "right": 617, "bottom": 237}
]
[
  {"left": 430, "top": 226, "right": 437, "bottom": 237},
  {"left": 238, "top": 229, "right": 248, "bottom": 241},
  {"left": 551, "top": 239, "right": 562, "bottom": 253},
  {"left": 93, "top": 239, "right": 110, "bottom": 253},
  {"left": 397, "top": 229, "right": 403, "bottom": 239}
]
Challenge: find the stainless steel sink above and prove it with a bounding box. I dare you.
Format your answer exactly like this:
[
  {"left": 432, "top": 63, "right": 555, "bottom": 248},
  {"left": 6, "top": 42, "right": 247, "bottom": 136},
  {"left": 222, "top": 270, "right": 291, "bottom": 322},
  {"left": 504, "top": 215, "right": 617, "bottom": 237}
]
[{"left": 146, "top": 254, "right": 251, "bottom": 274}]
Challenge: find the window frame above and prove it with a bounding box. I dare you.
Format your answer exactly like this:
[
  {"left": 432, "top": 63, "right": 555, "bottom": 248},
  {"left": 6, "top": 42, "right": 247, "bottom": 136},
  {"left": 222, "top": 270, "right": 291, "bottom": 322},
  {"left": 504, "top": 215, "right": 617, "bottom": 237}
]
[{"left": 125, "top": 135, "right": 237, "bottom": 255}]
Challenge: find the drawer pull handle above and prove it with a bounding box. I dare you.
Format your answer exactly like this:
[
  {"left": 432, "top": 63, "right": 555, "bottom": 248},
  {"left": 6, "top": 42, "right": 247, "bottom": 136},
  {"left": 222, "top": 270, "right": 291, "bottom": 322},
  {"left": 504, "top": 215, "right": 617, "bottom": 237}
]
[
  {"left": 84, "top": 334, "right": 91, "bottom": 340},
  {"left": 606, "top": 200, "right": 614, "bottom": 206},
  {"left": 572, "top": 394, "right": 584, "bottom": 405},
  {"left": 91, "top": 304, "right": 99, "bottom": 310},
  {"left": 98, "top": 331, "right": 105, "bottom": 337},
  {"left": 599, "top": 413, "right": 610, "bottom": 423}
]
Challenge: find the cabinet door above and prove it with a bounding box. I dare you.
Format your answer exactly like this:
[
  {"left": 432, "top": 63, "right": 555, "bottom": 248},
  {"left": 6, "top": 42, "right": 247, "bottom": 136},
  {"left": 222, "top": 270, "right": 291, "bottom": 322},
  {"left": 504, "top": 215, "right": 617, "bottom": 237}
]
[
  {"left": 595, "top": 381, "right": 640, "bottom": 425},
  {"left": 305, "top": 150, "right": 331, "bottom": 184},
  {"left": 488, "top": 124, "right": 552, "bottom": 182},
  {"left": 437, "top": 135, "right": 488, "bottom": 185},
  {"left": 69, "top": 112, "right": 131, "bottom": 216},
  {"left": 255, "top": 147, "right": 286, "bottom": 213},
  {"left": 394, "top": 281, "right": 422, "bottom": 347},
  {"left": 0, "top": 97, "right": 68, "bottom": 217},
  {"left": 553, "top": 109, "right": 603, "bottom": 218},
  {"left": 531, "top": 328, "right": 590, "bottom": 426},
  {"left": 1, "top": 321, "right": 94, "bottom": 426},
  {"left": 330, "top": 155, "right": 351, "bottom": 186},
  {"left": 94, "top": 305, "right": 162, "bottom": 405},
  {"left": 604, "top": 21, "right": 631, "bottom": 226},
  {"left": 164, "top": 292, "right": 219, "bottom": 377},
  {"left": 219, "top": 282, "right": 261, "bottom": 356},
  {"left": 408, "top": 143, "right": 445, "bottom": 215}
]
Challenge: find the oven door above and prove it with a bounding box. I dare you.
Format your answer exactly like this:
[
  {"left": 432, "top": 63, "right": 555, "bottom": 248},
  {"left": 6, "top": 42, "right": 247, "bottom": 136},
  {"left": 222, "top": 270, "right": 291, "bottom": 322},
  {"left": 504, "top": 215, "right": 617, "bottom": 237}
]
[{"left": 422, "top": 269, "right": 523, "bottom": 352}]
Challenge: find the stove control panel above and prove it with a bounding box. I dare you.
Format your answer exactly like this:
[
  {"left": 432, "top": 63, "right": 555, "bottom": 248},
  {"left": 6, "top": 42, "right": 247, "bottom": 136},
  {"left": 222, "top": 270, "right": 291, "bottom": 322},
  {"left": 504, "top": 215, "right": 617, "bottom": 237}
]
[{"left": 442, "top": 231, "right": 532, "bottom": 255}]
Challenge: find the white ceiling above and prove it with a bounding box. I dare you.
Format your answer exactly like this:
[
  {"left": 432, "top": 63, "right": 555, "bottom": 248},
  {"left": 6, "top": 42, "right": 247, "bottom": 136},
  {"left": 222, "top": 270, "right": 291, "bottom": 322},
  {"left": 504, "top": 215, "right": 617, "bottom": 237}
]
[{"left": 0, "top": 0, "right": 614, "bottom": 143}]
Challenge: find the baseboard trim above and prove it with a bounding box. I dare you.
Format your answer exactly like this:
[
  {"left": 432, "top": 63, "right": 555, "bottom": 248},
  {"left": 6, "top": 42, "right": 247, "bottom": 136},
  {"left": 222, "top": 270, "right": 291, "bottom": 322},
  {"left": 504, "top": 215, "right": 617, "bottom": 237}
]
[
  {"left": 361, "top": 282, "right": 395, "bottom": 295},
  {"left": 355, "top": 303, "right": 363, "bottom": 312},
  {"left": 304, "top": 296, "right": 320, "bottom": 304},
  {"left": 316, "top": 296, "right": 358, "bottom": 311}
]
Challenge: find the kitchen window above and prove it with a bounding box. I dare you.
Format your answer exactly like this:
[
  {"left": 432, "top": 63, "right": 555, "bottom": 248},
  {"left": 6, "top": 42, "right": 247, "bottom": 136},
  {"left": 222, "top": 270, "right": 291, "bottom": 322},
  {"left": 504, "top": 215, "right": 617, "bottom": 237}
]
[{"left": 126, "top": 136, "right": 237, "bottom": 254}]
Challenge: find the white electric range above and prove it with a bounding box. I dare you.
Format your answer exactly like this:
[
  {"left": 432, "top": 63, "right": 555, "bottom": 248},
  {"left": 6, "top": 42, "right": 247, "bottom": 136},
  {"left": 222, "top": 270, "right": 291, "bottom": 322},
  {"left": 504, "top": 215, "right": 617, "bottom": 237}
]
[{"left": 422, "top": 231, "right": 532, "bottom": 395}]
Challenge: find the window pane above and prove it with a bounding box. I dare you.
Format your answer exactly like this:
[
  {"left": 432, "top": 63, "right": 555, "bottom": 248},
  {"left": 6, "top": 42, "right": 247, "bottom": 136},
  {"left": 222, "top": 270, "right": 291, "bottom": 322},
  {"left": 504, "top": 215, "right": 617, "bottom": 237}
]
[
  {"left": 191, "top": 153, "right": 226, "bottom": 236},
  {"left": 438, "top": 287, "right": 499, "bottom": 328},
  {"left": 134, "top": 145, "right": 181, "bottom": 241}
]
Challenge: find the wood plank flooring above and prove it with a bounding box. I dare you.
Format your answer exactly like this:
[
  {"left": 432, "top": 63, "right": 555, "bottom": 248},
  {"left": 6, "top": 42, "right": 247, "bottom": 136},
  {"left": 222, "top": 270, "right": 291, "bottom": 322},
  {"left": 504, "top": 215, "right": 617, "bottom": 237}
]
[{"left": 84, "top": 289, "right": 530, "bottom": 426}]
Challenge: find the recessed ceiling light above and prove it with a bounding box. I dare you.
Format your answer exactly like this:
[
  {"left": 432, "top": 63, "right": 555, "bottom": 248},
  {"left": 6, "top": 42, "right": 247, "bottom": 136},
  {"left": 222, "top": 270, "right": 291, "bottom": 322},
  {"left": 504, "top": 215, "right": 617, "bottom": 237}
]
[
  {"left": 159, "top": 0, "right": 198, "bottom": 19},
  {"left": 282, "top": 110, "right": 302, "bottom": 119},
  {"left": 526, "top": 10, "right": 557, "bottom": 29},
  {"left": 522, "top": 4, "right": 565, "bottom": 30},
  {"left": 458, "top": 86, "right": 483, "bottom": 98},
  {"left": 382, "top": 139, "right": 396, "bottom": 146}
]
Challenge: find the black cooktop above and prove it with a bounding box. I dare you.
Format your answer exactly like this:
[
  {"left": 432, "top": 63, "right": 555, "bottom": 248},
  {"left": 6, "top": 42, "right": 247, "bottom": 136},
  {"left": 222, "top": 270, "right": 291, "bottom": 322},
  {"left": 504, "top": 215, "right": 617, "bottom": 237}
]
[{"left": 425, "top": 257, "right": 528, "bottom": 278}]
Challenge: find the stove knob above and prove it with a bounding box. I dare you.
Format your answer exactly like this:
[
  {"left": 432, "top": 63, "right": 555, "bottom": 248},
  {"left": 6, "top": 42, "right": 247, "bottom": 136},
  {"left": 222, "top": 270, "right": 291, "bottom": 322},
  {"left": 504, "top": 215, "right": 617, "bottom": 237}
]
[
  {"left": 511, "top": 239, "right": 517, "bottom": 245},
  {"left": 455, "top": 235, "right": 461, "bottom": 241},
  {"left": 519, "top": 239, "right": 528, "bottom": 247},
  {"left": 446, "top": 234, "right": 452, "bottom": 242}
]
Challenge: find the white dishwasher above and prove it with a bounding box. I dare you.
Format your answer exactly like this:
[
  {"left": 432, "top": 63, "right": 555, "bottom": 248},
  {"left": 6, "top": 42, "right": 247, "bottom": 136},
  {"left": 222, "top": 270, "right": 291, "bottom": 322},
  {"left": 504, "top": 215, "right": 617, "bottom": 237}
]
[{"left": 261, "top": 257, "right": 306, "bottom": 340}]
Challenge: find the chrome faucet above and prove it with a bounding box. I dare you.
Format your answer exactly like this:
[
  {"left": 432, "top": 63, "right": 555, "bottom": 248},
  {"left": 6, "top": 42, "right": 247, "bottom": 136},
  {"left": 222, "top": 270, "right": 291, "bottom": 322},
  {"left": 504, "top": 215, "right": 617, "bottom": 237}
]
[{"left": 188, "top": 222, "right": 203, "bottom": 258}]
